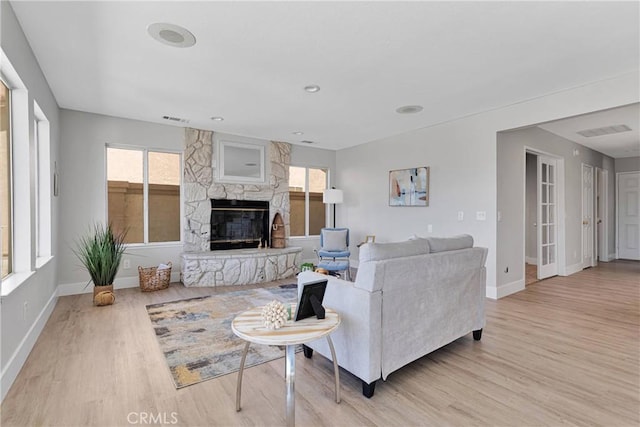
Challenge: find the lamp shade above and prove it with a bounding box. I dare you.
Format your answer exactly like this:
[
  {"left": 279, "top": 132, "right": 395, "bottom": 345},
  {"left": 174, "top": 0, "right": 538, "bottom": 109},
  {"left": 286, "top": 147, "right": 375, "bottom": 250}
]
[{"left": 323, "top": 188, "right": 344, "bottom": 204}]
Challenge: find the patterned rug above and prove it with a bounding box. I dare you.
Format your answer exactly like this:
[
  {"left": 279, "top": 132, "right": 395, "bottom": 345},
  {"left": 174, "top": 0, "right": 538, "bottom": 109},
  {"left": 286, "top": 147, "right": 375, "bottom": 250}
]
[{"left": 146, "top": 285, "right": 298, "bottom": 388}]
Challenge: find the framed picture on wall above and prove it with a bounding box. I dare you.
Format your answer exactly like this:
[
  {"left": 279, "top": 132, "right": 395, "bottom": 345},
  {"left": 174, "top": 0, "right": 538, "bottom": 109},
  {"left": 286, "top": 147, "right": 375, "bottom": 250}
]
[{"left": 389, "top": 167, "right": 429, "bottom": 206}]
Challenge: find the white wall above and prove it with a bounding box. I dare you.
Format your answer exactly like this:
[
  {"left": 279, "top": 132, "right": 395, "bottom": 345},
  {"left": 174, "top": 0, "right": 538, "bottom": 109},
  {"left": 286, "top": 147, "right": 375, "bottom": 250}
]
[
  {"left": 615, "top": 156, "right": 640, "bottom": 173},
  {"left": 497, "top": 127, "right": 616, "bottom": 293},
  {"left": 289, "top": 144, "right": 337, "bottom": 262},
  {"left": 58, "top": 110, "right": 185, "bottom": 294},
  {"left": 335, "top": 71, "right": 638, "bottom": 299},
  {"left": 1, "top": 1, "right": 61, "bottom": 400}
]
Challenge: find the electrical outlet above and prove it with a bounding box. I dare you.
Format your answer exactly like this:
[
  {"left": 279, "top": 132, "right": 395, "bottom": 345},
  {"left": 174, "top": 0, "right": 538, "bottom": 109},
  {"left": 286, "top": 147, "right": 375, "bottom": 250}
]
[
  {"left": 23, "top": 301, "right": 28, "bottom": 320},
  {"left": 427, "top": 224, "right": 433, "bottom": 233},
  {"left": 123, "top": 259, "right": 131, "bottom": 269},
  {"left": 476, "top": 211, "right": 486, "bottom": 221},
  {"left": 497, "top": 211, "right": 502, "bottom": 221},
  {"left": 457, "top": 211, "right": 464, "bottom": 221}
]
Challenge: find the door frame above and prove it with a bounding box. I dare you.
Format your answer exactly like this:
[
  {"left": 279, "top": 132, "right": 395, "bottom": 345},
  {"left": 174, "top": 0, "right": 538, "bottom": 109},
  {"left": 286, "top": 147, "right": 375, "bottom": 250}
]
[
  {"left": 523, "top": 147, "right": 566, "bottom": 277},
  {"left": 616, "top": 171, "right": 640, "bottom": 260},
  {"left": 595, "top": 168, "right": 609, "bottom": 262},
  {"left": 581, "top": 163, "right": 595, "bottom": 268}
]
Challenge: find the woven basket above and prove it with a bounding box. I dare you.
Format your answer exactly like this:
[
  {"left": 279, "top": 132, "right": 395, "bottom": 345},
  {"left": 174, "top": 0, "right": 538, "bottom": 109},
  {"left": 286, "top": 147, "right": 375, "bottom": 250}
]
[{"left": 138, "top": 262, "right": 172, "bottom": 292}]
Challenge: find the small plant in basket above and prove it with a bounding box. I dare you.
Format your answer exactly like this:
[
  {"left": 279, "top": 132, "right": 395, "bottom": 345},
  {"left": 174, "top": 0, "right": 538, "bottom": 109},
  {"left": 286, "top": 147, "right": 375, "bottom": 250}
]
[{"left": 73, "top": 223, "right": 126, "bottom": 306}]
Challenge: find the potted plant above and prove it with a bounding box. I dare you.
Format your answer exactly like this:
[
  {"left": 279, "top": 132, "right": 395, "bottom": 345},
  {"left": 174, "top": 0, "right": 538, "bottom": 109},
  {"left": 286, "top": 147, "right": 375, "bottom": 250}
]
[
  {"left": 74, "top": 223, "right": 126, "bottom": 306},
  {"left": 300, "top": 262, "right": 315, "bottom": 272}
]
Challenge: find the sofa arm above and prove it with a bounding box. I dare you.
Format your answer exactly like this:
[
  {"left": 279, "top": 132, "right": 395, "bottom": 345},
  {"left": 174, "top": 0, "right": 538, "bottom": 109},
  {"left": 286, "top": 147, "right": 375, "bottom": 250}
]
[{"left": 296, "top": 271, "right": 382, "bottom": 384}]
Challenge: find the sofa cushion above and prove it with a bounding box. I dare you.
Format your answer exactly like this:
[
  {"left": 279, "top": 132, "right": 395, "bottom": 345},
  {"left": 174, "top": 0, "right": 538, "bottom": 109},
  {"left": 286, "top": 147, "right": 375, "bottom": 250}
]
[
  {"left": 323, "top": 229, "right": 348, "bottom": 251},
  {"left": 359, "top": 238, "right": 430, "bottom": 262},
  {"left": 426, "top": 234, "right": 474, "bottom": 253}
]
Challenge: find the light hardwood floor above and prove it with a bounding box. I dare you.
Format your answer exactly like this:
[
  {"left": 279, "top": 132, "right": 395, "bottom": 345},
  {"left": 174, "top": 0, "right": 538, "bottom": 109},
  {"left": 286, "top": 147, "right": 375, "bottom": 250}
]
[{"left": 2, "top": 261, "right": 639, "bottom": 426}]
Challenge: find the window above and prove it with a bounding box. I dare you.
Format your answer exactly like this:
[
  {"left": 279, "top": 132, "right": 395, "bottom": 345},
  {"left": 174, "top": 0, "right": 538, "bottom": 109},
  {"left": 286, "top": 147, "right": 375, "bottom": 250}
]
[
  {"left": 1, "top": 79, "right": 11, "bottom": 277},
  {"left": 107, "top": 147, "right": 181, "bottom": 244},
  {"left": 289, "top": 166, "right": 327, "bottom": 237},
  {"left": 34, "top": 101, "right": 51, "bottom": 260}
]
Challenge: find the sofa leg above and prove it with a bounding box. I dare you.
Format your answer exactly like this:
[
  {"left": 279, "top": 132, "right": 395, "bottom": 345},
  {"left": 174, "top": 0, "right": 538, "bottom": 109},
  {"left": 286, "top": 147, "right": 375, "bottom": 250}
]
[
  {"left": 362, "top": 380, "right": 377, "bottom": 398},
  {"left": 473, "top": 329, "right": 483, "bottom": 341},
  {"left": 302, "top": 344, "right": 313, "bottom": 358}
]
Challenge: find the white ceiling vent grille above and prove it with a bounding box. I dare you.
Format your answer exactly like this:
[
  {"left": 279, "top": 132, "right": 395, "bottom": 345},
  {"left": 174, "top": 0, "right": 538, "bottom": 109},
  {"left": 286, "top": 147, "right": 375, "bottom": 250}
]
[
  {"left": 162, "top": 115, "right": 190, "bottom": 124},
  {"left": 577, "top": 124, "right": 631, "bottom": 137}
]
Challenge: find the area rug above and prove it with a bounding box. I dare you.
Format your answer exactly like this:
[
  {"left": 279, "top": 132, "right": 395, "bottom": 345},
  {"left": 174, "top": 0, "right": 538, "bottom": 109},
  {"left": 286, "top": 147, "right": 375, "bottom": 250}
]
[{"left": 146, "top": 285, "right": 297, "bottom": 389}]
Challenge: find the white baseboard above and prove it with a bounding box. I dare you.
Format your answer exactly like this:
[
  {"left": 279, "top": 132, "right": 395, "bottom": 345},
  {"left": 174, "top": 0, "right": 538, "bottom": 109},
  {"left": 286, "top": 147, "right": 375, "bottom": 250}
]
[
  {"left": 1, "top": 289, "right": 58, "bottom": 402},
  {"left": 525, "top": 257, "right": 537, "bottom": 265},
  {"left": 57, "top": 272, "right": 181, "bottom": 296},
  {"left": 486, "top": 278, "right": 525, "bottom": 300},
  {"left": 562, "top": 262, "right": 583, "bottom": 276}
]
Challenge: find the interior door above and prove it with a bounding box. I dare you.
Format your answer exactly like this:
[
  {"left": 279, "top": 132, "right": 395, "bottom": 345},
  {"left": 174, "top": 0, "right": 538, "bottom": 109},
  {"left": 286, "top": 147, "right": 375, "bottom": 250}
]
[
  {"left": 617, "top": 172, "right": 640, "bottom": 260},
  {"left": 537, "top": 156, "right": 558, "bottom": 279},
  {"left": 582, "top": 164, "right": 594, "bottom": 268}
]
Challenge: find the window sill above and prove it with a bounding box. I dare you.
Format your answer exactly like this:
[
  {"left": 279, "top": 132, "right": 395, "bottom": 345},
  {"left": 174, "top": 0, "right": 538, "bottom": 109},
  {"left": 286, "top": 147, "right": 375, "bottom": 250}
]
[
  {"left": 1, "top": 271, "right": 36, "bottom": 297},
  {"left": 36, "top": 255, "right": 54, "bottom": 269},
  {"left": 289, "top": 236, "right": 321, "bottom": 240}
]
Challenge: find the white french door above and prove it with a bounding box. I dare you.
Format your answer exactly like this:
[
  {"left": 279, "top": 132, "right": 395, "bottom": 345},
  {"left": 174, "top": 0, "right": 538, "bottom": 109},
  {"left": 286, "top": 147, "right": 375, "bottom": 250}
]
[
  {"left": 582, "top": 164, "right": 594, "bottom": 268},
  {"left": 537, "top": 156, "right": 558, "bottom": 279},
  {"left": 617, "top": 172, "right": 640, "bottom": 260}
]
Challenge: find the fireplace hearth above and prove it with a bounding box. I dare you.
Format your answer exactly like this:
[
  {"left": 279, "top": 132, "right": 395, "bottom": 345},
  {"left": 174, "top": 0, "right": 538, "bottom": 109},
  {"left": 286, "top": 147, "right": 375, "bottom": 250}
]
[{"left": 210, "top": 199, "right": 269, "bottom": 250}]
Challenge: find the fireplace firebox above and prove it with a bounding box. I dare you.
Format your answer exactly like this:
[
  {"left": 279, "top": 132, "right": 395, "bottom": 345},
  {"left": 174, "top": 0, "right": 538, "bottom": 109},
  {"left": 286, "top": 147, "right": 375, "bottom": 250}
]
[{"left": 210, "top": 199, "right": 269, "bottom": 250}]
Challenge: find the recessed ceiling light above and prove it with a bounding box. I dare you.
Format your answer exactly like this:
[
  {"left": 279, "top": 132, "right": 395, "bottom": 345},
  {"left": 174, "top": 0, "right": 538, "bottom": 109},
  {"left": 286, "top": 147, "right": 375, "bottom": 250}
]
[
  {"left": 304, "top": 85, "right": 320, "bottom": 93},
  {"left": 210, "top": 116, "right": 224, "bottom": 121},
  {"left": 292, "top": 131, "right": 304, "bottom": 135},
  {"left": 395, "top": 105, "right": 424, "bottom": 114},
  {"left": 148, "top": 23, "right": 196, "bottom": 48}
]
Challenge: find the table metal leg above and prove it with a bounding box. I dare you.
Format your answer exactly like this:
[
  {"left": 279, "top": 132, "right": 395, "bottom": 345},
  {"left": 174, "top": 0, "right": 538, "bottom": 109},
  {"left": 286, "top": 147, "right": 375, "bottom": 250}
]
[
  {"left": 285, "top": 345, "right": 296, "bottom": 427},
  {"left": 326, "top": 335, "right": 341, "bottom": 403},
  {"left": 236, "top": 341, "right": 250, "bottom": 412}
]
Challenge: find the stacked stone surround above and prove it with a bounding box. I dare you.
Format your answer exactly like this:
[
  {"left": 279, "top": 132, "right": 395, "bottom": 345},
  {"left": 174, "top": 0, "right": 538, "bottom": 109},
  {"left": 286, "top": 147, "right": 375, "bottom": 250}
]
[
  {"left": 182, "top": 247, "right": 302, "bottom": 287},
  {"left": 182, "top": 128, "right": 298, "bottom": 286}
]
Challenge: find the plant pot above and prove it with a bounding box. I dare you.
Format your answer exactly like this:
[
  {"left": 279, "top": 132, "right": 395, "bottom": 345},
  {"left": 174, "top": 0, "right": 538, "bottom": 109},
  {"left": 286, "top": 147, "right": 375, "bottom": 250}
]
[{"left": 93, "top": 285, "right": 115, "bottom": 306}]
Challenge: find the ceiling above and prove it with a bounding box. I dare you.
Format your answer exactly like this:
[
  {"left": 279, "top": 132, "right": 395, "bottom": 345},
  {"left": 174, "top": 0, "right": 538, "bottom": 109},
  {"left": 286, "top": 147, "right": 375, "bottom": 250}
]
[
  {"left": 538, "top": 103, "right": 640, "bottom": 159},
  {"left": 9, "top": 1, "right": 640, "bottom": 152}
]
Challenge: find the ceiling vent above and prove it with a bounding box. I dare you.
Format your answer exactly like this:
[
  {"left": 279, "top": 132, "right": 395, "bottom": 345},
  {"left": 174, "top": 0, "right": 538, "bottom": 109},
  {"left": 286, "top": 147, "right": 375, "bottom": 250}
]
[
  {"left": 162, "top": 115, "right": 190, "bottom": 124},
  {"left": 577, "top": 124, "right": 631, "bottom": 137}
]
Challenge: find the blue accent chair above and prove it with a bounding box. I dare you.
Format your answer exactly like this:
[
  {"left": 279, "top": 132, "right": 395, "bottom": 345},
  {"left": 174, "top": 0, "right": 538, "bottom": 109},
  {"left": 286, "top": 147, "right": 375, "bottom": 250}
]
[{"left": 315, "top": 227, "right": 351, "bottom": 280}]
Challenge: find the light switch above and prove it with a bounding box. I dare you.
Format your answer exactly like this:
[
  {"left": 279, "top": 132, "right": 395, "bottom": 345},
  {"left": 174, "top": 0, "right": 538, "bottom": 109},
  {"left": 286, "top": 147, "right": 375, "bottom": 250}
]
[
  {"left": 476, "top": 211, "right": 486, "bottom": 221},
  {"left": 457, "top": 211, "right": 464, "bottom": 221},
  {"left": 427, "top": 224, "right": 433, "bottom": 233}
]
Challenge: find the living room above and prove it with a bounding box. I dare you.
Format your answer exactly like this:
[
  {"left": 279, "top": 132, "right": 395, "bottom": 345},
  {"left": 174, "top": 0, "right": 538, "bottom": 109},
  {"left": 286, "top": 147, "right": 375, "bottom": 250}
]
[{"left": 1, "top": 1, "right": 639, "bottom": 426}]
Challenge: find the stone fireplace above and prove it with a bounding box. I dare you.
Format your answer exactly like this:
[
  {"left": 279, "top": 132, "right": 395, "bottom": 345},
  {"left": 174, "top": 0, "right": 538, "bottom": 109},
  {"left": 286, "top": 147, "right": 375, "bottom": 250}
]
[{"left": 181, "top": 129, "right": 301, "bottom": 286}]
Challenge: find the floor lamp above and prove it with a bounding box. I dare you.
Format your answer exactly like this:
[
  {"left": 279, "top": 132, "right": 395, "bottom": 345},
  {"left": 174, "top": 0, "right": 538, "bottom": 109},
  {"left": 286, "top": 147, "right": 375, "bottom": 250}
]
[{"left": 323, "top": 188, "right": 344, "bottom": 227}]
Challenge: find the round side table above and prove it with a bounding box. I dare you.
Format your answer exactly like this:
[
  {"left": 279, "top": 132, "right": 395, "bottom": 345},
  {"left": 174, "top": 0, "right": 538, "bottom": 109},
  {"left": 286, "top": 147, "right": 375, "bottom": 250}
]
[{"left": 232, "top": 305, "right": 341, "bottom": 427}]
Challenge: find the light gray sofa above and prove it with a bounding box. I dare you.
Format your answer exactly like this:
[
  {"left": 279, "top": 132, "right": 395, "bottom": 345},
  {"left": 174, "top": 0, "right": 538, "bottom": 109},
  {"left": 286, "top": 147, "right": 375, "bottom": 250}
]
[{"left": 297, "top": 234, "right": 487, "bottom": 397}]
